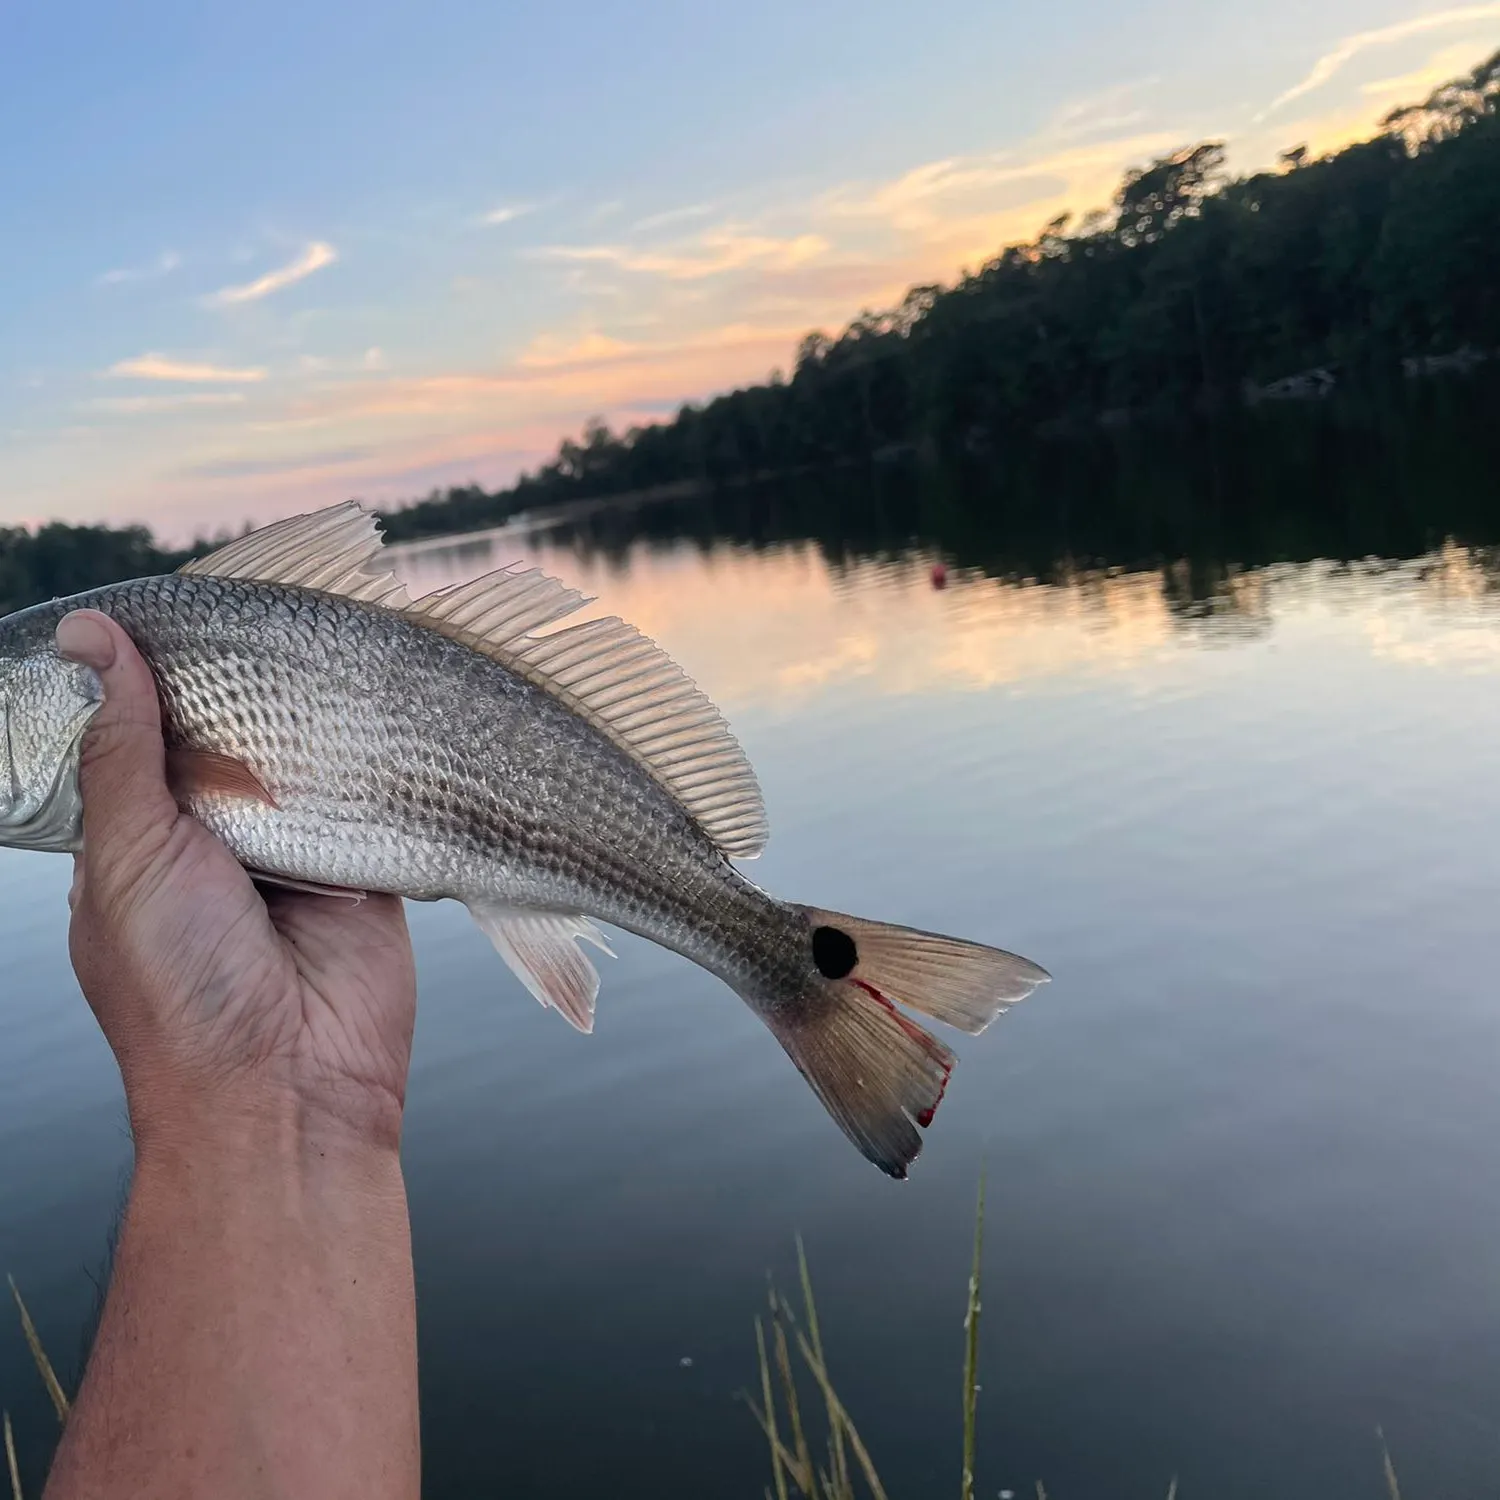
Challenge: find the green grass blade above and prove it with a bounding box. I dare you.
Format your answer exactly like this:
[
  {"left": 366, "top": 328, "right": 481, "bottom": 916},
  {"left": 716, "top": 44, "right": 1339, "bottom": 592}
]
[
  {"left": 1377, "top": 1427, "right": 1402, "bottom": 1500},
  {"left": 755, "top": 1317, "right": 792, "bottom": 1500},
  {"left": 6, "top": 1279, "right": 67, "bottom": 1424},
  {"left": 961, "top": 1171, "right": 986, "bottom": 1500},
  {"left": 3, "top": 1411, "right": 21, "bottom": 1500},
  {"left": 791, "top": 1326, "right": 890, "bottom": 1500},
  {"left": 797, "top": 1237, "right": 850, "bottom": 1500},
  {"left": 744, "top": 1394, "right": 808, "bottom": 1494},
  {"left": 771, "top": 1300, "right": 815, "bottom": 1493}
]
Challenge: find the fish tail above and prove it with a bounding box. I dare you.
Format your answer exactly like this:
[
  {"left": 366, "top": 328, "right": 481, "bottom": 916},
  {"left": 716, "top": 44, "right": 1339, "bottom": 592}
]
[{"left": 754, "top": 905, "right": 1049, "bottom": 1178}]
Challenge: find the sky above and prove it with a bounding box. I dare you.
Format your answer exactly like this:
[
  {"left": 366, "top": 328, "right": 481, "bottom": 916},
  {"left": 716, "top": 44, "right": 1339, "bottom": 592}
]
[{"left": 2, "top": 0, "right": 1498, "bottom": 541}]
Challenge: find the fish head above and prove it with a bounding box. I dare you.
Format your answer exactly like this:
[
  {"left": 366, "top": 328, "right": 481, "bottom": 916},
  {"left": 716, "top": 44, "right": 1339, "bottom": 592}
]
[{"left": 0, "top": 603, "right": 104, "bottom": 852}]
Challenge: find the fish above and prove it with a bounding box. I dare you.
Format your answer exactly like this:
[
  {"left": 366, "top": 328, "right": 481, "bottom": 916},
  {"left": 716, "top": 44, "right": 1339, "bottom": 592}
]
[{"left": 0, "top": 502, "right": 1048, "bottom": 1177}]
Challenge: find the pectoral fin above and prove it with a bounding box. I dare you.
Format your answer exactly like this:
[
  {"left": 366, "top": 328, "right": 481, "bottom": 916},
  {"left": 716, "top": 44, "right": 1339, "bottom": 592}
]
[{"left": 167, "top": 749, "right": 278, "bottom": 808}]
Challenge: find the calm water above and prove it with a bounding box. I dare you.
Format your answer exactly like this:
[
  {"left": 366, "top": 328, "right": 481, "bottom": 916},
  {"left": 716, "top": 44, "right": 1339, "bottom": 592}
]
[{"left": 5, "top": 411, "right": 1500, "bottom": 1497}]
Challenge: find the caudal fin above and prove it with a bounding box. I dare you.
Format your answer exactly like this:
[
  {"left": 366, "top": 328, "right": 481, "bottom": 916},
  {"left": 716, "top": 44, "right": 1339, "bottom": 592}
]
[
  {"left": 802, "top": 907, "right": 1050, "bottom": 1034},
  {"left": 767, "top": 982, "right": 957, "bottom": 1179},
  {"left": 762, "top": 908, "right": 1049, "bottom": 1178}
]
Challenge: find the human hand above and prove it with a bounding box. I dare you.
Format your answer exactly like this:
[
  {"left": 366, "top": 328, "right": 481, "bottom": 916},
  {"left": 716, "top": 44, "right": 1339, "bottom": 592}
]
[{"left": 58, "top": 609, "right": 418, "bottom": 1155}]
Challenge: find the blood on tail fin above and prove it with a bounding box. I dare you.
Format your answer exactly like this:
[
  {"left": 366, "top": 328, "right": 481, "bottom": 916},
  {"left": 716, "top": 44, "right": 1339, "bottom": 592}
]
[
  {"left": 766, "top": 982, "right": 957, "bottom": 1178},
  {"left": 763, "top": 909, "right": 1049, "bottom": 1177}
]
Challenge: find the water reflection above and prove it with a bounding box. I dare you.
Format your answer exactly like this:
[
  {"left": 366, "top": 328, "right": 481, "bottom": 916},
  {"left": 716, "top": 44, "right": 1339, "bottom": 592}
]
[
  {"left": 5, "top": 397, "right": 1500, "bottom": 1500},
  {"left": 397, "top": 527, "right": 1500, "bottom": 719}
]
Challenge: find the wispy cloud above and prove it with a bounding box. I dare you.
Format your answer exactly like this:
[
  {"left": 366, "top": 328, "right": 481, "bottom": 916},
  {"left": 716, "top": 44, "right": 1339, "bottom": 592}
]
[
  {"left": 534, "top": 229, "right": 832, "bottom": 282},
  {"left": 1048, "top": 78, "right": 1159, "bottom": 143},
  {"left": 91, "top": 392, "right": 247, "bottom": 414},
  {"left": 184, "top": 445, "right": 376, "bottom": 479},
  {"left": 823, "top": 156, "right": 1071, "bottom": 233},
  {"left": 209, "top": 241, "right": 338, "bottom": 305},
  {"left": 1260, "top": 4, "right": 1500, "bottom": 118},
  {"left": 515, "top": 332, "right": 640, "bottom": 370},
  {"left": 97, "top": 250, "right": 182, "bottom": 286},
  {"left": 482, "top": 203, "right": 535, "bottom": 227},
  {"left": 630, "top": 202, "right": 716, "bottom": 234},
  {"left": 105, "top": 353, "right": 268, "bottom": 383}
]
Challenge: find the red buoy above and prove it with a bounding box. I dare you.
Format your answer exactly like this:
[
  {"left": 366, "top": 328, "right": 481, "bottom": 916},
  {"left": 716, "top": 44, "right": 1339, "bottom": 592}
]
[{"left": 930, "top": 562, "right": 948, "bottom": 589}]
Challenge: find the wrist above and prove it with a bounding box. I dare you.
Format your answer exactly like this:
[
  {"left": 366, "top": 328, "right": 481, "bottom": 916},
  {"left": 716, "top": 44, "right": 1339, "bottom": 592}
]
[{"left": 125, "top": 1068, "right": 405, "bottom": 1181}]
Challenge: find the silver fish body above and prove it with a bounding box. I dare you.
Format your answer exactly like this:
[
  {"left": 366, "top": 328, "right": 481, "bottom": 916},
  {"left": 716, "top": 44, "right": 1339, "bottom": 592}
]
[
  {"left": 5, "top": 572, "right": 786, "bottom": 984},
  {"left": 0, "top": 504, "right": 1048, "bottom": 1176}
]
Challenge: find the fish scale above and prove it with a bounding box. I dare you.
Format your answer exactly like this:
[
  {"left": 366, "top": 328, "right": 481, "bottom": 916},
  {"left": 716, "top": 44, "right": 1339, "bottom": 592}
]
[{"left": 0, "top": 502, "right": 1049, "bottom": 1177}]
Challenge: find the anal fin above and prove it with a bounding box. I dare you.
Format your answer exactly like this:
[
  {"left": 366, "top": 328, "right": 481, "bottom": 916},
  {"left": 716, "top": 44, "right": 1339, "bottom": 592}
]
[{"left": 467, "top": 902, "right": 615, "bottom": 1034}]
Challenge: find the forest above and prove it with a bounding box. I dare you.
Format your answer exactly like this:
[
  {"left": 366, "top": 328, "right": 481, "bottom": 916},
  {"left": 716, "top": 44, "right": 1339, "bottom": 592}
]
[
  {"left": 377, "top": 47, "right": 1500, "bottom": 542},
  {"left": 1, "top": 48, "right": 1496, "bottom": 601}
]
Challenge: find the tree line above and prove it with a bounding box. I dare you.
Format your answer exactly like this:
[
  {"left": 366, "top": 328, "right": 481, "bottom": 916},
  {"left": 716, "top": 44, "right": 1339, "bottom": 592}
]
[
  {"left": 2, "top": 48, "right": 1496, "bottom": 604},
  {"left": 377, "top": 47, "right": 1500, "bottom": 541}
]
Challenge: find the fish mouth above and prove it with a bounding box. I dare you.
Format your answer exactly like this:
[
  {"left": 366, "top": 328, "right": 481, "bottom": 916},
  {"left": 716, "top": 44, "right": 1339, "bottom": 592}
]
[{"left": 0, "top": 710, "right": 93, "bottom": 853}]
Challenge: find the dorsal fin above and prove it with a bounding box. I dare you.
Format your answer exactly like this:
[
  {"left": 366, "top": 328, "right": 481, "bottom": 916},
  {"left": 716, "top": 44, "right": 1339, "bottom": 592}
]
[
  {"left": 407, "top": 566, "right": 769, "bottom": 859},
  {"left": 178, "top": 500, "right": 412, "bottom": 610},
  {"left": 179, "top": 501, "right": 768, "bottom": 859}
]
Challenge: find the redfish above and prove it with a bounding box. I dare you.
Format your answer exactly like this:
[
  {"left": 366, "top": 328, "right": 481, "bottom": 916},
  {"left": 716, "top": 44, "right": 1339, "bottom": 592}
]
[{"left": 0, "top": 502, "right": 1048, "bottom": 1175}]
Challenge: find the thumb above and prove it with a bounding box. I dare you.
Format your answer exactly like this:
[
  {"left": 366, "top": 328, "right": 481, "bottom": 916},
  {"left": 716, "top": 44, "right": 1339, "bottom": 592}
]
[{"left": 57, "top": 610, "right": 179, "bottom": 872}]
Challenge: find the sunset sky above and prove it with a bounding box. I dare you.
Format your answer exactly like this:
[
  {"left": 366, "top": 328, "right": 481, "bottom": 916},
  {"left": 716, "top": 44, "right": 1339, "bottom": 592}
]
[{"left": 3, "top": 0, "right": 1498, "bottom": 540}]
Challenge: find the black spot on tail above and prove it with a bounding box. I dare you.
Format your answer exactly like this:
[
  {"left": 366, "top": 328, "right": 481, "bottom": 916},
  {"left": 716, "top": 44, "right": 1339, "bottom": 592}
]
[{"left": 812, "top": 925, "right": 858, "bottom": 980}]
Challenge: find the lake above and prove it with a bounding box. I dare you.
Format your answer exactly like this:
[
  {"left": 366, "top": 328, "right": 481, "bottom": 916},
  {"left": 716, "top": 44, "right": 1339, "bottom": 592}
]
[{"left": 4, "top": 392, "right": 1500, "bottom": 1497}]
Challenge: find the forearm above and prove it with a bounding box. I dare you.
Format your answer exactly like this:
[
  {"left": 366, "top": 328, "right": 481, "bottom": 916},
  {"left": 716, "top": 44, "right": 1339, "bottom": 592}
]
[{"left": 44, "top": 1096, "right": 419, "bottom": 1500}]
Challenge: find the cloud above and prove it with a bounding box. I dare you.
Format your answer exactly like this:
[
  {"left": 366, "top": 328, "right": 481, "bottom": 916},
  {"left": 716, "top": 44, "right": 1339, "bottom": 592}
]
[
  {"left": 184, "top": 446, "right": 376, "bottom": 480},
  {"left": 97, "top": 250, "right": 182, "bottom": 286},
  {"left": 1047, "top": 78, "right": 1160, "bottom": 143},
  {"left": 105, "top": 353, "right": 268, "bottom": 383},
  {"left": 1358, "top": 40, "right": 1490, "bottom": 99},
  {"left": 1259, "top": 4, "right": 1500, "bottom": 118},
  {"left": 482, "top": 203, "right": 535, "bottom": 227},
  {"left": 825, "top": 159, "right": 1071, "bottom": 233},
  {"left": 268, "top": 321, "right": 806, "bottom": 432},
  {"left": 630, "top": 202, "right": 716, "bottom": 234},
  {"left": 516, "top": 332, "right": 640, "bottom": 370},
  {"left": 91, "top": 393, "right": 247, "bottom": 414},
  {"left": 209, "top": 241, "right": 338, "bottom": 305},
  {"left": 534, "top": 229, "right": 833, "bottom": 281}
]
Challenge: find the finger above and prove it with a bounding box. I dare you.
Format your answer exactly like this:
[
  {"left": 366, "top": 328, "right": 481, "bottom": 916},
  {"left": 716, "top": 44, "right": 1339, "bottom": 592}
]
[{"left": 56, "top": 610, "right": 179, "bottom": 868}]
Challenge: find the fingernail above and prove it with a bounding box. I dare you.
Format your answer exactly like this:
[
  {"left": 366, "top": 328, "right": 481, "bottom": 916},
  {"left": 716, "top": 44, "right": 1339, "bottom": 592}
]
[{"left": 56, "top": 613, "right": 116, "bottom": 672}]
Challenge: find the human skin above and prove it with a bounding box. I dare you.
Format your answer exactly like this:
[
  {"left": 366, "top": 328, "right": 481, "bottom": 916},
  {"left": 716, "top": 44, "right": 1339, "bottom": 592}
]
[{"left": 41, "top": 609, "right": 421, "bottom": 1500}]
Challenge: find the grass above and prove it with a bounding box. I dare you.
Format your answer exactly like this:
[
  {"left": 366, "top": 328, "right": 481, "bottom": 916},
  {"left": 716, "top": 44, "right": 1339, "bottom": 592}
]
[
  {"left": 748, "top": 1186, "right": 1414, "bottom": 1500},
  {"left": 4, "top": 1411, "right": 20, "bottom": 1500},
  {"left": 4, "top": 1276, "right": 69, "bottom": 1500},
  {"left": 960, "top": 1173, "right": 984, "bottom": 1500},
  {"left": 0, "top": 1211, "right": 1418, "bottom": 1499}
]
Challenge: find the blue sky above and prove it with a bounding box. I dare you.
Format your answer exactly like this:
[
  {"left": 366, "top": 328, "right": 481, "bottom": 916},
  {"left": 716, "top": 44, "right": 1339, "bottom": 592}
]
[{"left": 3, "top": 0, "right": 1498, "bottom": 539}]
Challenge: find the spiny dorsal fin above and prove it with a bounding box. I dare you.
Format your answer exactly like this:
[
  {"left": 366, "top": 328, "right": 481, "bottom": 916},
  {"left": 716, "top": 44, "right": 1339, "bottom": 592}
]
[
  {"left": 178, "top": 500, "right": 412, "bottom": 610},
  {"left": 408, "top": 566, "right": 769, "bottom": 859}
]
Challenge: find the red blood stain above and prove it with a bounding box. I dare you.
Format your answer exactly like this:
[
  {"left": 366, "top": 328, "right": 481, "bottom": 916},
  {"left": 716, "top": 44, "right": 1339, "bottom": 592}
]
[{"left": 850, "top": 977, "right": 955, "bottom": 1128}]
